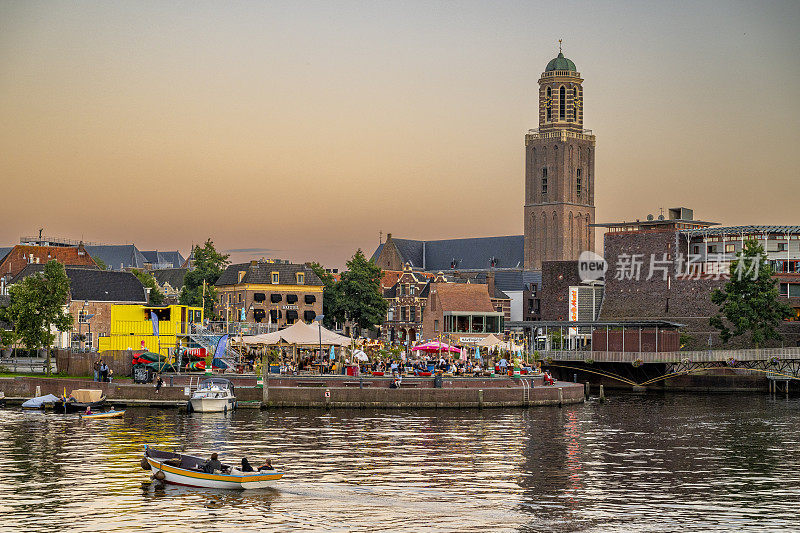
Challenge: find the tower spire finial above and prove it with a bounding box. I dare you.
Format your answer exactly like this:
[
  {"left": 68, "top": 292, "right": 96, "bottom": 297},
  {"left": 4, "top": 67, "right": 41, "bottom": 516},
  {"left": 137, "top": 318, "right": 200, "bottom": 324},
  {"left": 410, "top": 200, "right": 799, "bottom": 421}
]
[{"left": 558, "top": 39, "right": 562, "bottom": 53}]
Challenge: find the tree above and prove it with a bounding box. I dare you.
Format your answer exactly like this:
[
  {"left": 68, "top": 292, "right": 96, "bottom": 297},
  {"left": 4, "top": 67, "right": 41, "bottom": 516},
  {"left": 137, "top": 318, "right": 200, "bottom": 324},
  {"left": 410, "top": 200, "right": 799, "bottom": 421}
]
[
  {"left": 132, "top": 270, "right": 165, "bottom": 305},
  {"left": 710, "top": 239, "right": 794, "bottom": 347},
  {"left": 336, "top": 250, "right": 388, "bottom": 334},
  {"left": 180, "top": 239, "right": 230, "bottom": 318},
  {"left": 92, "top": 255, "right": 108, "bottom": 271},
  {"left": 4, "top": 260, "right": 73, "bottom": 374},
  {"left": 309, "top": 262, "right": 342, "bottom": 330}
]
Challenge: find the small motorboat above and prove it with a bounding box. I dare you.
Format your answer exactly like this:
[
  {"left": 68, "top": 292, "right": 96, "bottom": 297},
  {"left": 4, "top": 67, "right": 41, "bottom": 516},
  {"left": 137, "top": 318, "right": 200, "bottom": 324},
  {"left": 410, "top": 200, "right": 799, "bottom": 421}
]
[
  {"left": 55, "top": 389, "right": 106, "bottom": 413},
  {"left": 141, "top": 445, "right": 283, "bottom": 489},
  {"left": 81, "top": 409, "right": 125, "bottom": 419},
  {"left": 21, "top": 394, "right": 61, "bottom": 409},
  {"left": 188, "top": 378, "right": 236, "bottom": 413}
]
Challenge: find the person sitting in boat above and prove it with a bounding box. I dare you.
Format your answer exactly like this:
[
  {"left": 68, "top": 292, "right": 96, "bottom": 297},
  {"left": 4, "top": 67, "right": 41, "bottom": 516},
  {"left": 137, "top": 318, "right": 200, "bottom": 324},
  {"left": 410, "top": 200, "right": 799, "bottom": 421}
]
[
  {"left": 84, "top": 406, "right": 92, "bottom": 415},
  {"left": 240, "top": 457, "right": 255, "bottom": 472},
  {"left": 257, "top": 458, "right": 274, "bottom": 471},
  {"left": 204, "top": 452, "right": 223, "bottom": 474}
]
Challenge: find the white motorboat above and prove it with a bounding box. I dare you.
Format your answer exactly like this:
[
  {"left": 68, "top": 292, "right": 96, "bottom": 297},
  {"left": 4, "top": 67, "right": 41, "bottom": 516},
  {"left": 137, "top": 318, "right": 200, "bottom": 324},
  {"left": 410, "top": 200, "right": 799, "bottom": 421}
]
[
  {"left": 142, "top": 445, "right": 283, "bottom": 489},
  {"left": 188, "top": 378, "right": 236, "bottom": 413}
]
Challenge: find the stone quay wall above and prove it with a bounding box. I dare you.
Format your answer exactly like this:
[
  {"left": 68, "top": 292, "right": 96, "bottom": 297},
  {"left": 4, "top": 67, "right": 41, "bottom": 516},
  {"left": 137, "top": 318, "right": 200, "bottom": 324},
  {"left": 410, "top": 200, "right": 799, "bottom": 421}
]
[{"left": 0, "top": 375, "right": 584, "bottom": 409}]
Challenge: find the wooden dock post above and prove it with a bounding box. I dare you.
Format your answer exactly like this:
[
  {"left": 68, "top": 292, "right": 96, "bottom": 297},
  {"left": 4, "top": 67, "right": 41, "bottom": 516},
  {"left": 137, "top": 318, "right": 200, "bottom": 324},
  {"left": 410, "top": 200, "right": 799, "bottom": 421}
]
[
  {"left": 558, "top": 387, "right": 563, "bottom": 407},
  {"left": 585, "top": 381, "right": 590, "bottom": 399},
  {"left": 478, "top": 389, "right": 484, "bottom": 409},
  {"left": 599, "top": 385, "right": 605, "bottom": 402}
]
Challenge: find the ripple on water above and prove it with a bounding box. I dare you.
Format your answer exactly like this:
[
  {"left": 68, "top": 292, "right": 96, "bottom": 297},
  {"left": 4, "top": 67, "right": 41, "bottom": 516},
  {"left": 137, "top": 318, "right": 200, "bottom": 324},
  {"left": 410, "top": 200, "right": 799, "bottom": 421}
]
[{"left": 0, "top": 395, "right": 799, "bottom": 531}]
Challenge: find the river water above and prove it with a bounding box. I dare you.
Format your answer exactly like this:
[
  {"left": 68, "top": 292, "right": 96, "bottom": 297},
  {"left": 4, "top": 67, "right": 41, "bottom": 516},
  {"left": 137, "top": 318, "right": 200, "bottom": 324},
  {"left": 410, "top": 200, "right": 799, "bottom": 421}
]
[{"left": 1, "top": 393, "right": 798, "bottom": 532}]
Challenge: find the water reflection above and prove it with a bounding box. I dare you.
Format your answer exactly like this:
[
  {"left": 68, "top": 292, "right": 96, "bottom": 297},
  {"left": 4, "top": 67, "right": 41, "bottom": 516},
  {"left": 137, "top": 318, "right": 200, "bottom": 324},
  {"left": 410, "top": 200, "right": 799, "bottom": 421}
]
[{"left": 0, "top": 393, "right": 799, "bottom": 531}]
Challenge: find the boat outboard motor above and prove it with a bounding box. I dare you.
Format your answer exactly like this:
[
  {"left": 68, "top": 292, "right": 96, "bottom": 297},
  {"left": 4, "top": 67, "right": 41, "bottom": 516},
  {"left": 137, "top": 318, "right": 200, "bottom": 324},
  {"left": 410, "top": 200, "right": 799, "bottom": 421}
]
[{"left": 141, "top": 457, "right": 152, "bottom": 470}]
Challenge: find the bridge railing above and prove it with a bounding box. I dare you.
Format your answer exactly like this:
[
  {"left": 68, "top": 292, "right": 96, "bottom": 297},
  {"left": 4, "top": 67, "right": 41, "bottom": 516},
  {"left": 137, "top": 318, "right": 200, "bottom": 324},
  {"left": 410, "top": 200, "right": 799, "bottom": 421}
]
[{"left": 539, "top": 346, "right": 800, "bottom": 364}]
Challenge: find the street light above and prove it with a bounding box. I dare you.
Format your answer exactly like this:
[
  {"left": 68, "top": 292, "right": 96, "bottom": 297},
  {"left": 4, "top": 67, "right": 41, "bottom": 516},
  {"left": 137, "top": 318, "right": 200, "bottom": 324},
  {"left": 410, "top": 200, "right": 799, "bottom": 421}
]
[{"left": 315, "top": 314, "right": 325, "bottom": 374}]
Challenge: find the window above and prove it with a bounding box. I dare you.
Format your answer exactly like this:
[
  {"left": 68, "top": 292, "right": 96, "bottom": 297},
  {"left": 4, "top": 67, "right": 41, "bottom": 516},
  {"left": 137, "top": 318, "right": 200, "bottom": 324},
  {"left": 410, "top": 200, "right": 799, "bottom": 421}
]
[
  {"left": 778, "top": 243, "right": 787, "bottom": 252},
  {"left": 238, "top": 271, "right": 246, "bottom": 283},
  {"left": 304, "top": 310, "right": 316, "bottom": 322},
  {"left": 410, "top": 307, "right": 416, "bottom": 322},
  {"left": 285, "top": 310, "right": 298, "bottom": 324},
  {"left": 559, "top": 86, "right": 566, "bottom": 120},
  {"left": 388, "top": 308, "right": 394, "bottom": 321},
  {"left": 286, "top": 294, "right": 298, "bottom": 304},
  {"left": 401, "top": 307, "right": 407, "bottom": 322},
  {"left": 296, "top": 272, "right": 305, "bottom": 284},
  {"left": 576, "top": 168, "right": 582, "bottom": 195},
  {"left": 725, "top": 244, "right": 735, "bottom": 253},
  {"left": 546, "top": 87, "right": 552, "bottom": 121},
  {"left": 692, "top": 245, "right": 700, "bottom": 255},
  {"left": 304, "top": 294, "right": 316, "bottom": 304},
  {"left": 542, "top": 168, "right": 548, "bottom": 194},
  {"left": 572, "top": 87, "right": 578, "bottom": 121},
  {"left": 434, "top": 319, "right": 439, "bottom": 332},
  {"left": 270, "top": 293, "right": 282, "bottom": 303},
  {"left": 253, "top": 292, "right": 266, "bottom": 302},
  {"left": 238, "top": 293, "right": 242, "bottom": 303},
  {"left": 269, "top": 309, "right": 280, "bottom": 322},
  {"left": 271, "top": 272, "right": 279, "bottom": 284}
]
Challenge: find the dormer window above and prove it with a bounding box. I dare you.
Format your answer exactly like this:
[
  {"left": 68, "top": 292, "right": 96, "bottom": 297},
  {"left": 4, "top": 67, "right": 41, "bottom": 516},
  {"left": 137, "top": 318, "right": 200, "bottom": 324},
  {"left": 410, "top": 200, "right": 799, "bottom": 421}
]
[
  {"left": 296, "top": 272, "right": 305, "bottom": 284},
  {"left": 238, "top": 271, "right": 246, "bottom": 283},
  {"left": 271, "top": 272, "right": 279, "bottom": 284}
]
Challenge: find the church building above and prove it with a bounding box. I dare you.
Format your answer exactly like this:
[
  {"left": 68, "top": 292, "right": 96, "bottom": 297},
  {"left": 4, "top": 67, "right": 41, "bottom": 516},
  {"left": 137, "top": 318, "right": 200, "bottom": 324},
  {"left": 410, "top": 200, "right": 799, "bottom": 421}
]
[{"left": 372, "top": 47, "right": 595, "bottom": 324}]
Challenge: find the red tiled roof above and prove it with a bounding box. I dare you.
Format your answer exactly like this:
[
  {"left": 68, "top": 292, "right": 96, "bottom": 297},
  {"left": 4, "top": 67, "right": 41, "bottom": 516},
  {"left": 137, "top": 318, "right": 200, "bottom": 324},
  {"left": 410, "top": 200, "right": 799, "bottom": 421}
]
[
  {"left": 430, "top": 282, "right": 495, "bottom": 312},
  {"left": 0, "top": 245, "right": 97, "bottom": 279}
]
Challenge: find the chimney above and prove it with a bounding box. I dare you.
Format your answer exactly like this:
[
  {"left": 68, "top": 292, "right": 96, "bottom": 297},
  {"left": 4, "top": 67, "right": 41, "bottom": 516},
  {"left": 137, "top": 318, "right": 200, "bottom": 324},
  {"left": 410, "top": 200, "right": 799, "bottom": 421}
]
[
  {"left": 486, "top": 272, "right": 496, "bottom": 297},
  {"left": 386, "top": 233, "right": 392, "bottom": 241},
  {"left": 144, "top": 287, "right": 152, "bottom": 303}
]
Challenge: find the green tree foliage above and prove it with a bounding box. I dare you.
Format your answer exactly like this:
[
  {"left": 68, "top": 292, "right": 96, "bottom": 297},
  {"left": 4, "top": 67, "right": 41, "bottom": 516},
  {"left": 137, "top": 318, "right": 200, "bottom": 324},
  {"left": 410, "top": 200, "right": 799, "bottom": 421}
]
[
  {"left": 92, "top": 255, "right": 108, "bottom": 270},
  {"left": 710, "top": 239, "right": 794, "bottom": 347},
  {"left": 3, "top": 260, "right": 73, "bottom": 374},
  {"left": 179, "top": 239, "right": 230, "bottom": 318},
  {"left": 314, "top": 250, "right": 387, "bottom": 334},
  {"left": 308, "top": 262, "right": 340, "bottom": 330},
  {"left": 132, "top": 270, "right": 165, "bottom": 305}
]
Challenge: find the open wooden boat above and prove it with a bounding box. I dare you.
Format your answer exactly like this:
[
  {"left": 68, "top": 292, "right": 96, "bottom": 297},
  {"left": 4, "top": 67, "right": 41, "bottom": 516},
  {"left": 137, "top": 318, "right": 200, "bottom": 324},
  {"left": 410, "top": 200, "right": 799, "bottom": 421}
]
[
  {"left": 81, "top": 410, "right": 125, "bottom": 419},
  {"left": 142, "top": 445, "right": 283, "bottom": 489}
]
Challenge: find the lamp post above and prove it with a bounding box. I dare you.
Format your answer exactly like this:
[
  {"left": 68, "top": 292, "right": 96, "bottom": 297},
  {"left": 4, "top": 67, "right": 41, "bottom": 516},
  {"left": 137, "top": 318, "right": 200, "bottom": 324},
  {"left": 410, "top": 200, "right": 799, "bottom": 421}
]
[{"left": 315, "top": 315, "right": 325, "bottom": 375}]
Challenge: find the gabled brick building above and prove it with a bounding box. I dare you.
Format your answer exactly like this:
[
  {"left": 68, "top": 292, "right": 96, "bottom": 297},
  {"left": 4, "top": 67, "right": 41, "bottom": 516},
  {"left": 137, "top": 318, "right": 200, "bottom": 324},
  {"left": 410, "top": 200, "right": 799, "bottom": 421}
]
[{"left": 0, "top": 244, "right": 97, "bottom": 294}]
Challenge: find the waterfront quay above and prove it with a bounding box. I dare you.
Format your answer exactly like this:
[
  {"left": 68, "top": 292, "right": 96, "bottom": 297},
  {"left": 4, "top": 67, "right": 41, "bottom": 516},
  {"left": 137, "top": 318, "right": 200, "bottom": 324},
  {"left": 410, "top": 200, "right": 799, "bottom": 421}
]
[{"left": 0, "top": 374, "right": 584, "bottom": 409}]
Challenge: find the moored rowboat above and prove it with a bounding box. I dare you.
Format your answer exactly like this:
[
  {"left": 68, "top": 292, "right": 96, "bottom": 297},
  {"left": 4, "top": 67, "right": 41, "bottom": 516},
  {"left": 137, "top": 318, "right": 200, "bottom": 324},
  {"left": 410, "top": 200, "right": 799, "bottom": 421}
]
[
  {"left": 142, "top": 445, "right": 283, "bottom": 489},
  {"left": 81, "top": 410, "right": 125, "bottom": 419}
]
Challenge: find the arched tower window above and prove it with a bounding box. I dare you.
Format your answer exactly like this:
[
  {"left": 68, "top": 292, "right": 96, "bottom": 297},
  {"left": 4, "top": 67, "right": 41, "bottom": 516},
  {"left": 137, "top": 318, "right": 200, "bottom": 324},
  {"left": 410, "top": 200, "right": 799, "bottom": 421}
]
[
  {"left": 572, "top": 87, "right": 578, "bottom": 121},
  {"left": 546, "top": 87, "right": 552, "bottom": 122},
  {"left": 559, "top": 86, "right": 566, "bottom": 120}
]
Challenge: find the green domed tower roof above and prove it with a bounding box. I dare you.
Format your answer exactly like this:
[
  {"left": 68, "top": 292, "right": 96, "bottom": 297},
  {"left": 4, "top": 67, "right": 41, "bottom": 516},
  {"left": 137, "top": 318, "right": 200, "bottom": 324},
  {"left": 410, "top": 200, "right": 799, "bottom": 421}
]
[{"left": 545, "top": 52, "right": 577, "bottom": 72}]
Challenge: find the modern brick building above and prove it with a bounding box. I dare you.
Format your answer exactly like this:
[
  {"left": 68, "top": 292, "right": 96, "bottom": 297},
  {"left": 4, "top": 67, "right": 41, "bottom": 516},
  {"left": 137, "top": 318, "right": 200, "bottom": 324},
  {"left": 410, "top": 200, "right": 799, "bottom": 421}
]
[{"left": 596, "top": 209, "right": 800, "bottom": 348}]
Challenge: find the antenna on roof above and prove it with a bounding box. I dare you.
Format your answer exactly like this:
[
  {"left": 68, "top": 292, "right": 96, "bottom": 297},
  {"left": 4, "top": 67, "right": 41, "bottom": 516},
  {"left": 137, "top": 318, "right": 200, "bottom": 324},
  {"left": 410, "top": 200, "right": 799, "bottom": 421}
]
[
  {"left": 379, "top": 230, "right": 383, "bottom": 245},
  {"left": 558, "top": 39, "right": 562, "bottom": 53}
]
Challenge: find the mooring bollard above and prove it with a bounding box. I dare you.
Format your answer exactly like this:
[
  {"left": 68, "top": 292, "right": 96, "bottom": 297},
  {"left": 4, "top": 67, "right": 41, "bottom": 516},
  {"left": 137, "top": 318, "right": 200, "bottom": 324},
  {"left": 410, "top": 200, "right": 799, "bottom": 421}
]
[
  {"left": 324, "top": 388, "right": 331, "bottom": 409},
  {"left": 558, "top": 387, "right": 563, "bottom": 407},
  {"left": 585, "top": 381, "right": 590, "bottom": 399},
  {"left": 478, "top": 389, "right": 484, "bottom": 409},
  {"left": 573, "top": 373, "right": 577, "bottom": 383},
  {"left": 599, "top": 385, "right": 605, "bottom": 402},
  {"left": 36, "top": 385, "right": 41, "bottom": 397}
]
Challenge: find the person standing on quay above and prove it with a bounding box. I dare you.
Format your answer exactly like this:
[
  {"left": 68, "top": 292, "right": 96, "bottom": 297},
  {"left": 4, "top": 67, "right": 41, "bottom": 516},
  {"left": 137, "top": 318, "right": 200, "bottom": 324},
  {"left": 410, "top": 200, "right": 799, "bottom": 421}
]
[{"left": 93, "top": 358, "right": 101, "bottom": 382}]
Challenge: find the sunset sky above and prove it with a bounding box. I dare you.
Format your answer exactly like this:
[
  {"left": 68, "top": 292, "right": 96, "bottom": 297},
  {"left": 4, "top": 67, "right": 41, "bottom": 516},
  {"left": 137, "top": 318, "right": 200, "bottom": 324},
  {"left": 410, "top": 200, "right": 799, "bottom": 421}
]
[{"left": 2, "top": 1, "right": 798, "bottom": 268}]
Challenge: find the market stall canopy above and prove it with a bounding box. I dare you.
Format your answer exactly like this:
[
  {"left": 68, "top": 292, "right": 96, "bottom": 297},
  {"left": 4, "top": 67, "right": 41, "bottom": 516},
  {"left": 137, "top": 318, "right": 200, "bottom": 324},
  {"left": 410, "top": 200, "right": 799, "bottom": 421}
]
[
  {"left": 411, "top": 341, "right": 462, "bottom": 354},
  {"left": 240, "top": 321, "right": 351, "bottom": 346},
  {"left": 476, "top": 334, "right": 503, "bottom": 347}
]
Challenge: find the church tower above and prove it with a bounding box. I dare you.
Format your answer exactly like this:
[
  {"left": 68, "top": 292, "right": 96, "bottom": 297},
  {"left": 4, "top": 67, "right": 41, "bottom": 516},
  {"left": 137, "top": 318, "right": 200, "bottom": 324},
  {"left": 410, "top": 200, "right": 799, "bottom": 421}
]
[{"left": 523, "top": 46, "right": 596, "bottom": 270}]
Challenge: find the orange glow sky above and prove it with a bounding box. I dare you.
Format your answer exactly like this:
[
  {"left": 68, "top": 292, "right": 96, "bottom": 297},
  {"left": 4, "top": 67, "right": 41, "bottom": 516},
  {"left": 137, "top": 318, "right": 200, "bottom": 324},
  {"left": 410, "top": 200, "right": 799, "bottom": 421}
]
[{"left": 2, "top": 1, "right": 799, "bottom": 268}]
